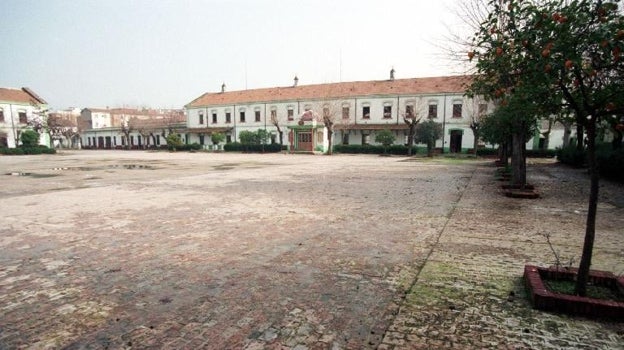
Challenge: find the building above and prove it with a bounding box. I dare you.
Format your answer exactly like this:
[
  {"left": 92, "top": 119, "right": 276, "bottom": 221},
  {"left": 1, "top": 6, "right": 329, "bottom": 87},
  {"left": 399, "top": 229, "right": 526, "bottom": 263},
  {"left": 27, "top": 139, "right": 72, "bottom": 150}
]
[
  {"left": 184, "top": 73, "right": 496, "bottom": 153},
  {"left": 80, "top": 108, "right": 185, "bottom": 149},
  {"left": 0, "top": 87, "right": 49, "bottom": 148},
  {"left": 48, "top": 107, "right": 81, "bottom": 148}
]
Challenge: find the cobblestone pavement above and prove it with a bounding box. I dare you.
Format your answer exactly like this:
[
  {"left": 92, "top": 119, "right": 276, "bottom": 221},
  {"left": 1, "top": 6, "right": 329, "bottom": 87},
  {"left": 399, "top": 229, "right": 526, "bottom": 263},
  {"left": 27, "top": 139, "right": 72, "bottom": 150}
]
[{"left": 0, "top": 151, "right": 622, "bottom": 349}]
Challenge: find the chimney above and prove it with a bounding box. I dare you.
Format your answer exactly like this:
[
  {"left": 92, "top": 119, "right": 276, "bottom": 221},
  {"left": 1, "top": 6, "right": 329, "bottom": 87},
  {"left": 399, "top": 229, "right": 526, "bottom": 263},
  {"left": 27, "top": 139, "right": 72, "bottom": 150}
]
[
  {"left": 293, "top": 75, "right": 299, "bottom": 87},
  {"left": 221, "top": 82, "right": 226, "bottom": 93},
  {"left": 390, "top": 67, "right": 395, "bottom": 81}
]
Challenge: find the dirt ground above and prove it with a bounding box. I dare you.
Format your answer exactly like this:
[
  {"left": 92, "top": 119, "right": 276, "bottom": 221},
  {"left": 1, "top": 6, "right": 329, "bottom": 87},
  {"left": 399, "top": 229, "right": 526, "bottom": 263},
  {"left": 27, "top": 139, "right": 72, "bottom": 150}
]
[{"left": 0, "top": 150, "right": 622, "bottom": 350}]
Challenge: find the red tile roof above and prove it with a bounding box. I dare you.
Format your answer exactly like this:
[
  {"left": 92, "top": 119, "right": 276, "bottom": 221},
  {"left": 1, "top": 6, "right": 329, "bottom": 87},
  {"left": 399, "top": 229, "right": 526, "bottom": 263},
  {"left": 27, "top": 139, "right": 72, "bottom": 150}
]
[
  {"left": 187, "top": 75, "right": 472, "bottom": 108},
  {"left": 0, "top": 87, "right": 47, "bottom": 105}
]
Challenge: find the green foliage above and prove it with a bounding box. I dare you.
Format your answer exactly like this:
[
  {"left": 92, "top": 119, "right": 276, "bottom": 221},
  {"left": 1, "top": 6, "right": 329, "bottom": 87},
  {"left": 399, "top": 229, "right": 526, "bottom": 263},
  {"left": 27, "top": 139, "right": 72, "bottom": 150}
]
[
  {"left": 557, "top": 145, "right": 586, "bottom": 167},
  {"left": 165, "top": 133, "right": 183, "bottom": 150},
  {"left": 20, "top": 129, "right": 40, "bottom": 147},
  {"left": 0, "top": 145, "right": 56, "bottom": 155},
  {"left": 223, "top": 142, "right": 282, "bottom": 153},
  {"left": 211, "top": 132, "right": 225, "bottom": 145},
  {"left": 597, "top": 147, "right": 624, "bottom": 183},
  {"left": 374, "top": 129, "right": 396, "bottom": 148},
  {"left": 415, "top": 120, "right": 442, "bottom": 153},
  {"left": 239, "top": 129, "right": 270, "bottom": 145},
  {"left": 557, "top": 144, "right": 624, "bottom": 182},
  {"left": 333, "top": 144, "right": 421, "bottom": 155}
]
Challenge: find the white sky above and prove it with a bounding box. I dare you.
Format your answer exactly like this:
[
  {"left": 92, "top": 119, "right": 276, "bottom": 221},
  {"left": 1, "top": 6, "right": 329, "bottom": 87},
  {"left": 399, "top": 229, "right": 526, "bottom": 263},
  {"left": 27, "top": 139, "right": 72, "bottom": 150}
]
[{"left": 0, "top": 0, "right": 471, "bottom": 110}]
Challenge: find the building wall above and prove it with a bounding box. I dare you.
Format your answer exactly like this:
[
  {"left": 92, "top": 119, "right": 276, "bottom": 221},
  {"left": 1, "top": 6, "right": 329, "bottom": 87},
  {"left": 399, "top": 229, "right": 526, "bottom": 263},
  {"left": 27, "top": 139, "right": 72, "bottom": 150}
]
[
  {"left": 0, "top": 101, "right": 48, "bottom": 148},
  {"left": 185, "top": 92, "right": 492, "bottom": 152}
]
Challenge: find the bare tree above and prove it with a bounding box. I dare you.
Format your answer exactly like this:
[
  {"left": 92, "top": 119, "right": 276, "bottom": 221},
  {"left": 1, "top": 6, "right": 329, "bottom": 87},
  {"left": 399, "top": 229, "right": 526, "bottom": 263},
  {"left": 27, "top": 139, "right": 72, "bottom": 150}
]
[
  {"left": 270, "top": 110, "right": 284, "bottom": 146},
  {"left": 48, "top": 113, "right": 79, "bottom": 148},
  {"left": 403, "top": 98, "right": 425, "bottom": 156},
  {"left": 464, "top": 96, "right": 488, "bottom": 154},
  {"left": 315, "top": 99, "right": 351, "bottom": 155}
]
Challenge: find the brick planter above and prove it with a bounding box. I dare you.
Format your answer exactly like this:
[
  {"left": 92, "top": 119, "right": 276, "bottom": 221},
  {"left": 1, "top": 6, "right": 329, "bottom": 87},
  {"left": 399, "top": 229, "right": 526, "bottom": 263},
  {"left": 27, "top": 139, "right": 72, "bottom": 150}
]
[
  {"left": 504, "top": 189, "right": 540, "bottom": 199},
  {"left": 501, "top": 184, "right": 535, "bottom": 190},
  {"left": 524, "top": 265, "right": 624, "bottom": 320}
]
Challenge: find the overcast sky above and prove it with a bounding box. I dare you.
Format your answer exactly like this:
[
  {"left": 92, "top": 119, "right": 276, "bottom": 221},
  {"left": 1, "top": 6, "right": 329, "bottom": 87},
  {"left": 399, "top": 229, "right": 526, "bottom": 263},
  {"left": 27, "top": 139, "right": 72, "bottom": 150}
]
[{"left": 1, "top": 0, "right": 471, "bottom": 110}]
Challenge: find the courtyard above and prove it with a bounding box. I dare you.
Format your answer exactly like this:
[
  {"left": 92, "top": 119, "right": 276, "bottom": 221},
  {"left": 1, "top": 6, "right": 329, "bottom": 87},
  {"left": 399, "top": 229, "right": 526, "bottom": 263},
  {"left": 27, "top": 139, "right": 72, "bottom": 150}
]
[{"left": 0, "top": 151, "right": 622, "bottom": 349}]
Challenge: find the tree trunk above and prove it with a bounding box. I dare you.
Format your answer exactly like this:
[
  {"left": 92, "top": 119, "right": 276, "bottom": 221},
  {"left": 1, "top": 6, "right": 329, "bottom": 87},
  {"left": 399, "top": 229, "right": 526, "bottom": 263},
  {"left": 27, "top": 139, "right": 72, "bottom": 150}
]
[
  {"left": 472, "top": 129, "right": 479, "bottom": 155},
  {"left": 562, "top": 121, "right": 572, "bottom": 147},
  {"left": 575, "top": 121, "right": 599, "bottom": 297},
  {"left": 576, "top": 123, "right": 584, "bottom": 151},
  {"left": 612, "top": 129, "right": 622, "bottom": 150},
  {"left": 511, "top": 130, "right": 526, "bottom": 188},
  {"left": 327, "top": 129, "right": 333, "bottom": 155},
  {"left": 407, "top": 126, "right": 415, "bottom": 156}
]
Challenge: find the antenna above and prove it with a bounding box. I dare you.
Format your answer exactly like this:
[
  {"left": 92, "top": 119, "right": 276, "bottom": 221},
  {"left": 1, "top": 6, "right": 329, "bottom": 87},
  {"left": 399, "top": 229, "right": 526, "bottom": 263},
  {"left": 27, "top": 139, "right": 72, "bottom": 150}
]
[{"left": 339, "top": 48, "right": 342, "bottom": 82}]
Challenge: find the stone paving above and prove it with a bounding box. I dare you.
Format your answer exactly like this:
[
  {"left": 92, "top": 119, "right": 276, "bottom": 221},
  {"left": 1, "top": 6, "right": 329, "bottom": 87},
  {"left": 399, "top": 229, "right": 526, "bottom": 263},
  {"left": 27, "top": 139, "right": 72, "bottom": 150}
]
[{"left": 0, "top": 151, "right": 622, "bottom": 349}]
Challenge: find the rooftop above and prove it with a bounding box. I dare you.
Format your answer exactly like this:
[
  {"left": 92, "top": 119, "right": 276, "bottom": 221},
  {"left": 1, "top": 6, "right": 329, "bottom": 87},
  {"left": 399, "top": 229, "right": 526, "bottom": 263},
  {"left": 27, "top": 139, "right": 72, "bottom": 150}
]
[
  {"left": 187, "top": 75, "right": 472, "bottom": 108},
  {"left": 0, "top": 87, "right": 47, "bottom": 105}
]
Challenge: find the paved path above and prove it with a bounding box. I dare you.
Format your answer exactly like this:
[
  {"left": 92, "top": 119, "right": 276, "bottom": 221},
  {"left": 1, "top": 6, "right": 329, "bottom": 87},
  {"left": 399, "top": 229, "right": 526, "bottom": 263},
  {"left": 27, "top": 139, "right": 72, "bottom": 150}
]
[{"left": 0, "top": 151, "right": 622, "bottom": 349}]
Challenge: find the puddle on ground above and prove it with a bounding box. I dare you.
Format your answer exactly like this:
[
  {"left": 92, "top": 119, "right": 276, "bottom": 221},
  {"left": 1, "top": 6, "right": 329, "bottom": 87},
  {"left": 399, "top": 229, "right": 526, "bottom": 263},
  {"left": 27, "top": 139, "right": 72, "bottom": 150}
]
[
  {"left": 51, "top": 165, "right": 155, "bottom": 171},
  {"left": 5, "top": 173, "right": 59, "bottom": 178}
]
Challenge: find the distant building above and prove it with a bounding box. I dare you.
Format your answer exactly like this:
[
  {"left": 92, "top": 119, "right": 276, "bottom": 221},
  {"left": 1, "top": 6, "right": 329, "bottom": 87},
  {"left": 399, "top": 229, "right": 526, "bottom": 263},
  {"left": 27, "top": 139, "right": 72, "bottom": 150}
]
[
  {"left": 0, "top": 87, "right": 49, "bottom": 148},
  {"left": 80, "top": 108, "right": 185, "bottom": 149},
  {"left": 184, "top": 73, "right": 495, "bottom": 153},
  {"left": 48, "top": 107, "right": 81, "bottom": 148}
]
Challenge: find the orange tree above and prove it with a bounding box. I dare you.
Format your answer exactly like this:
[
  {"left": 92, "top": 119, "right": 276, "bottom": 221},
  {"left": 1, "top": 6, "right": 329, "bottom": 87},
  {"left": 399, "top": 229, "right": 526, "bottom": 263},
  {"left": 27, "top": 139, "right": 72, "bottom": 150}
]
[{"left": 469, "top": 0, "right": 624, "bottom": 296}]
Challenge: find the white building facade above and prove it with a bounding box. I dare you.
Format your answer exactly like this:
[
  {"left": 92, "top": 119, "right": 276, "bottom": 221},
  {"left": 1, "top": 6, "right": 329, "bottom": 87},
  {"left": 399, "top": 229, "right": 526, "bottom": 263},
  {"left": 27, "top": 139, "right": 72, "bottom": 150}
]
[
  {"left": 0, "top": 87, "right": 50, "bottom": 148},
  {"left": 185, "top": 75, "right": 498, "bottom": 153}
]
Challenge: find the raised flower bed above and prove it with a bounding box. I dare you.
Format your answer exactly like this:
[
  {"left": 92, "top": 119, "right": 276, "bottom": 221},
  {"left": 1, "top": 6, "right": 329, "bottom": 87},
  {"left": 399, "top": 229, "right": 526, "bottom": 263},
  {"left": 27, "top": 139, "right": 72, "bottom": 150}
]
[{"left": 524, "top": 265, "right": 624, "bottom": 320}]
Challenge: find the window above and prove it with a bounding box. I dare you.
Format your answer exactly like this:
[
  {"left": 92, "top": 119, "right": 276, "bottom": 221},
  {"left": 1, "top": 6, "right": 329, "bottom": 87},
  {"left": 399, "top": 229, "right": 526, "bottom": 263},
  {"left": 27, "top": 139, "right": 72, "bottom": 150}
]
[
  {"left": 287, "top": 108, "right": 293, "bottom": 121},
  {"left": 199, "top": 134, "right": 205, "bottom": 145},
  {"left": 453, "top": 103, "right": 463, "bottom": 118},
  {"left": 138, "top": 135, "right": 142, "bottom": 146},
  {"left": 121, "top": 136, "right": 126, "bottom": 146},
  {"left": 199, "top": 111, "right": 204, "bottom": 125},
  {"left": 18, "top": 111, "right": 27, "bottom": 124},
  {"left": 156, "top": 135, "right": 160, "bottom": 145},
  {"left": 323, "top": 107, "right": 330, "bottom": 117},
  {"left": 478, "top": 104, "right": 488, "bottom": 116},
  {"left": 240, "top": 111, "right": 245, "bottom": 123},
  {"left": 342, "top": 133, "right": 349, "bottom": 144},
  {"left": 428, "top": 104, "right": 437, "bottom": 119},
  {"left": 362, "top": 133, "right": 370, "bottom": 145},
  {"left": 405, "top": 105, "right": 414, "bottom": 117},
  {"left": 130, "top": 135, "right": 135, "bottom": 146},
  {"left": 113, "top": 136, "right": 117, "bottom": 145},
  {"left": 342, "top": 107, "right": 349, "bottom": 119},
  {"left": 383, "top": 106, "right": 392, "bottom": 119},
  {"left": 0, "top": 109, "right": 4, "bottom": 122},
  {"left": 362, "top": 106, "right": 370, "bottom": 119},
  {"left": 226, "top": 112, "right": 231, "bottom": 123},
  {"left": 255, "top": 110, "right": 261, "bottom": 122},
  {"left": 212, "top": 113, "right": 217, "bottom": 124},
  {"left": 226, "top": 135, "right": 232, "bottom": 143}
]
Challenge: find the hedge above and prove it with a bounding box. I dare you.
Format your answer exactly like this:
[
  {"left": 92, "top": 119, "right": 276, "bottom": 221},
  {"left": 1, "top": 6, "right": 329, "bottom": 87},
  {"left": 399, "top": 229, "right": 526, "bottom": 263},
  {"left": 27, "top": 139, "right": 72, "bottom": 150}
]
[
  {"left": 557, "top": 143, "right": 624, "bottom": 182},
  {"left": 333, "top": 144, "right": 422, "bottom": 155},
  {"left": 223, "top": 142, "right": 283, "bottom": 153},
  {"left": 0, "top": 145, "right": 56, "bottom": 155},
  {"left": 476, "top": 147, "right": 556, "bottom": 158}
]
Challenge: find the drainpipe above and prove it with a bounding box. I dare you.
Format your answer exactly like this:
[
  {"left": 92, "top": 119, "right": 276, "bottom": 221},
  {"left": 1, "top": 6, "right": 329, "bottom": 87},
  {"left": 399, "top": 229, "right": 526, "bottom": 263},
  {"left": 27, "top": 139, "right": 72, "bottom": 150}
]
[
  {"left": 9, "top": 103, "right": 17, "bottom": 147},
  {"left": 233, "top": 104, "right": 236, "bottom": 141},
  {"left": 442, "top": 94, "right": 447, "bottom": 154}
]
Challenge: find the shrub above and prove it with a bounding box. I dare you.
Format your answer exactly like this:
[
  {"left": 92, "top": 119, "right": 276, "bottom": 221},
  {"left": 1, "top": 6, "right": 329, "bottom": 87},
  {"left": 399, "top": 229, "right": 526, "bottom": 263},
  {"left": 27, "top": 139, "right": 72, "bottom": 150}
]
[
  {"left": 476, "top": 147, "right": 499, "bottom": 156},
  {"left": 0, "top": 145, "right": 55, "bottom": 155},
  {"left": 557, "top": 145, "right": 586, "bottom": 167},
  {"left": 526, "top": 149, "right": 557, "bottom": 158},
  {"left": 597, "top": 147, "right": 624, "bottom": 183},
  {"left": 333, "top": 144, "right": 421, "bottom": 155},
  {"left": 20, "top": 130, "right": 40, "bottom": 147},
  {"left": 223, "top": 142, "right": 281, "bottom": 153},
  {"left": 165, "top": 133, "right": 183, "bottom": 150}
]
